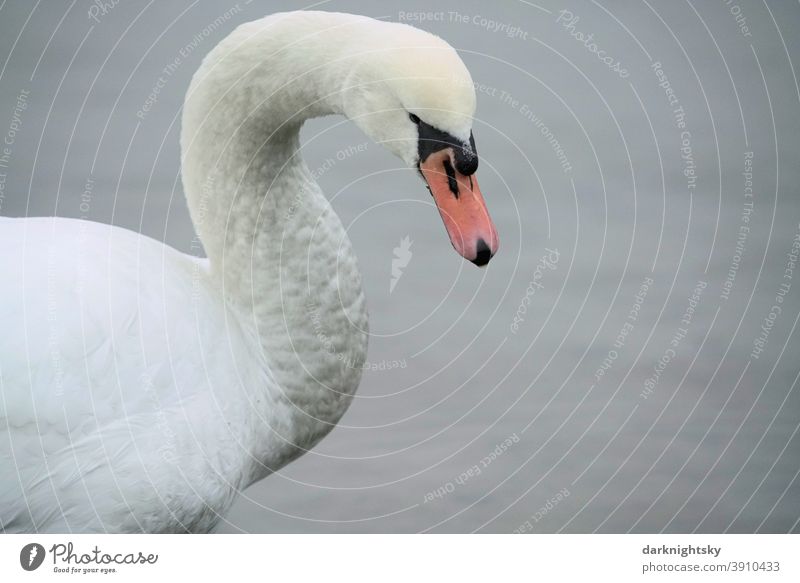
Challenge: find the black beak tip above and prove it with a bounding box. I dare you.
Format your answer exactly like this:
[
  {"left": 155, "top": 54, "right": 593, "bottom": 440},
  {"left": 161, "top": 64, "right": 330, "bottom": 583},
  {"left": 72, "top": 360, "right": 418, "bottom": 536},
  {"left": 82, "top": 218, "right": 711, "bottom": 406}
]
[{"left": 470, "top": 238, "right": 493, "bottom": 267}]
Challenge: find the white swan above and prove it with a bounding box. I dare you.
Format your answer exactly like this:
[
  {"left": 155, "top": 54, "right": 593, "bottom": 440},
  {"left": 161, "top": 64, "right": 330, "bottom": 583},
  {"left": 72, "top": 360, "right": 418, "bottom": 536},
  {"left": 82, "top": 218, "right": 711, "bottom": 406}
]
[{"left": 0, "top": 11, "right": 498, "bottom": 533}]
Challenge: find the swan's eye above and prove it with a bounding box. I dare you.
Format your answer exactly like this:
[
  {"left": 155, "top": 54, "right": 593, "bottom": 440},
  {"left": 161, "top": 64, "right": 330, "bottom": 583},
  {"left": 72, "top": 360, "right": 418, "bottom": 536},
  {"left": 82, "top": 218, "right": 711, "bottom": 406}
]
[{"left": 409, "top": 113, "right": 421, "bottom": 125}]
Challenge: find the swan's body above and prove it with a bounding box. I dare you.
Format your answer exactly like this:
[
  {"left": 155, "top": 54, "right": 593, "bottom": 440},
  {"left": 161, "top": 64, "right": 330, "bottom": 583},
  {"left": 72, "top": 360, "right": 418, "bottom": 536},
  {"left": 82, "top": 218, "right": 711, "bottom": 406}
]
[{"left": 0, "top": 11, "right": 497, "bottom": 532}]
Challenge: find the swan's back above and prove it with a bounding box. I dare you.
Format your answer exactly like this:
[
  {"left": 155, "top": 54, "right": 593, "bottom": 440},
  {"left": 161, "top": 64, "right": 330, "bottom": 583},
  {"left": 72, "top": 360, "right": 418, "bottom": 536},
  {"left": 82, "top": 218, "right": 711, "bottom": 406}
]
[{"left": 0, "top": 217, "right": 255, "bottom": 532}]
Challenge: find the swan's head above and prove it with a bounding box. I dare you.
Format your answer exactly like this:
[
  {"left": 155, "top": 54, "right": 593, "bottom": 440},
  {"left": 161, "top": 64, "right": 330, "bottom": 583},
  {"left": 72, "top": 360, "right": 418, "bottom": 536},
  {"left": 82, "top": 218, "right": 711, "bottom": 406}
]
[{"left": 341, "top": 23, "right": 499, "bottom": 266}]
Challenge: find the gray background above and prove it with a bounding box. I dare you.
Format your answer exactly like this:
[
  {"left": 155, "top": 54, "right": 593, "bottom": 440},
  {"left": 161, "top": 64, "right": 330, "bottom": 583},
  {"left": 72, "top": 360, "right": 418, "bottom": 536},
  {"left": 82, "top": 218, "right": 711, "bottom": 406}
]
[{"left": 1, "top": 0, "right": 799, "bottom": 533}]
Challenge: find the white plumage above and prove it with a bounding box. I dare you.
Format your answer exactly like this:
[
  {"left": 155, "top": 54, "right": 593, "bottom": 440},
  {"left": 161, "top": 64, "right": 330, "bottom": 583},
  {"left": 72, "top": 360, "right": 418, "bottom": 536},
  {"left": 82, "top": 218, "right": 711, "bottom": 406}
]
[{"left": 0, "top": 11, "right": 481, "bottom": 532}]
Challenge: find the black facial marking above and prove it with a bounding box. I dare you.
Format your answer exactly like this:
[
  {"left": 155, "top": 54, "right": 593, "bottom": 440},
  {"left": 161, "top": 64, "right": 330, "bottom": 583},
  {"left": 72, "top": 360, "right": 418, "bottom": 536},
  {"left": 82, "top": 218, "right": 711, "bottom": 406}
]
[
  {"left": 416, "top": 117, "right": 478, "bottom": 176},
  {"left": 443, "top": 158, "right": 459, "bottom": 199},
  {"left": 409, "top": 113, "right": 421, "bottom": 125}
]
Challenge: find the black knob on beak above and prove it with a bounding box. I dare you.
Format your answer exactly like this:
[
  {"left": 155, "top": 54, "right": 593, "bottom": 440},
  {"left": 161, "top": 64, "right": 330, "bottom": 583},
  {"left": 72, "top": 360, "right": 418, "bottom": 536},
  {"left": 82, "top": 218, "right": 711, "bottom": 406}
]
[{"left": 454, "top": 132, "right": 478, "bottom": 176}]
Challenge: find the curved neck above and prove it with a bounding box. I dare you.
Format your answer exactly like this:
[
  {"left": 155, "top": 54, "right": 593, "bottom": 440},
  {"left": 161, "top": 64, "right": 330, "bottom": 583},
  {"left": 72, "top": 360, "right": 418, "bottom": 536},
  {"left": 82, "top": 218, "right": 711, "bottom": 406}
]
[
  {"left": 181, "top": 14, "right": 354, "bottom": 274},
  {"left": 180, "top": 13, "right": 369, "bottom": 481}
]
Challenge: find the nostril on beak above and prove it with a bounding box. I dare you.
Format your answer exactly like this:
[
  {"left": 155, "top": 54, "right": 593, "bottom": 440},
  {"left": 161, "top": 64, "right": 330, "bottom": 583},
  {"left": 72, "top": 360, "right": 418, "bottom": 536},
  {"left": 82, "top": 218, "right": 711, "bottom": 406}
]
[{"left": 471, "top": 238, "right": 492, "bottom": 267}]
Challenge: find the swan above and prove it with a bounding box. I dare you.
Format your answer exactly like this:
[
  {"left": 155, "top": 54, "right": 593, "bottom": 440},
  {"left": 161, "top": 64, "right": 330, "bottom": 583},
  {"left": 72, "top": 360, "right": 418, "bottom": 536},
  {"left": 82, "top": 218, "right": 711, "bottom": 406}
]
[{"left": 0, "top": 11, "right": 498, "bottom": 533}]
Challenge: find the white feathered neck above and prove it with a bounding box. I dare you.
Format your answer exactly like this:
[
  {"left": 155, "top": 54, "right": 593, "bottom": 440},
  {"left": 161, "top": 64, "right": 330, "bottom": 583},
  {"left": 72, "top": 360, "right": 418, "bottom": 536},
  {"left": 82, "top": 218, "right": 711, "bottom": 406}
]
[{"left": 178, "top": 12, "right": 475, "bottom": 480}]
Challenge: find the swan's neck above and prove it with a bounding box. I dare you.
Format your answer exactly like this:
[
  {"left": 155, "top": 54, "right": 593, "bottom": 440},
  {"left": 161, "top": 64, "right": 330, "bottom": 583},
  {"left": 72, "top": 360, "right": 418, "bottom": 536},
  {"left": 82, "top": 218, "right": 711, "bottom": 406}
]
[{"left": 180, "top": 14, "right": 368, "bottom": 483}]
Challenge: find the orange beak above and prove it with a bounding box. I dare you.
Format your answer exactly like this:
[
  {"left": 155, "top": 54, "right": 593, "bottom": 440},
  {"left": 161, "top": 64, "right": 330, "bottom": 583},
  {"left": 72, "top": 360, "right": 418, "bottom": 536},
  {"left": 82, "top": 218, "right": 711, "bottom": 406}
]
[{"left": 420, "top": 148, "right": 499, "bottom": 266}]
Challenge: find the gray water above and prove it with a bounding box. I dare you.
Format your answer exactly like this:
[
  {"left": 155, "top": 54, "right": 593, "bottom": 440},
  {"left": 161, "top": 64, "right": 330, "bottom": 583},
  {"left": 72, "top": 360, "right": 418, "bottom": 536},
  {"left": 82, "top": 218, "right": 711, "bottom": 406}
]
[{"left": 1, "top": 0, "right": 798, "bottom": 533}]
